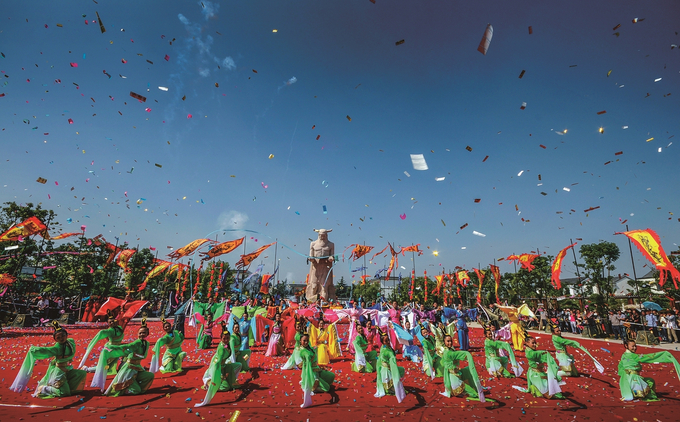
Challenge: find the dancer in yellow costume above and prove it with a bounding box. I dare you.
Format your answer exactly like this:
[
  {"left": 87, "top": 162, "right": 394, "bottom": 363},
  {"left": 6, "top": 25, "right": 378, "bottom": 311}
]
[
  {"left": 309, "top": 319, "right": 341, "bottom": 366},
  {"left": 497, "top": 304, "right": 536, "bottom": 351}
]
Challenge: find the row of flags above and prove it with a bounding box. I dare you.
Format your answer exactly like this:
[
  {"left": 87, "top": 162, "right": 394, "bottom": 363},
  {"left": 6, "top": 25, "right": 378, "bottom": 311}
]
[{"left": 2, "top": 216, "right": 678, "bottom": 292}]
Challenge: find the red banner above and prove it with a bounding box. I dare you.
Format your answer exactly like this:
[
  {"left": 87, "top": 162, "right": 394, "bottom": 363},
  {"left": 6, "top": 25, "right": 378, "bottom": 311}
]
[
  {"left": 169, "top": 238, "right": 213, "bottom": 259},
  {"left": 616, "top": 229, "right": 680, "bottom": 288},
  {"left": 507, "top": 253, "right": 540, "bottom": 271},
  {"left": 489, "top": 265, "right": 501, "bottom": 303},
  {"left": 0, "top": 216, "right": 47, "bottom": 241},
  {"left": 424, "top": 270, "right": 428, "bottom": 302},
  {"left": 104, "top": 243, "right": 121, "bottom": 266},
  {"left": 369, "top": 244, "right": 390, "bottom": 262},
  {"left": 47, "top": 232, "right": 81, "bottom": 240},
  {"left": 434, "top": 275, "right": 445, "bottom": 296},
  {"left": 551, "top": 243, "right": 577, "bottom": 289},
  {"left": 474, "top": 268, "right": 485, "bottom": 304},
  {"left": 456, "top": 270, "right": 470, "bottom": 286},
  {"left": 361, "top": 274, "right": 369, "bottom": 285},
  {"left": 236, "top": 242, "right": 275, "bottom": 268},
  {"left": 200, "top": 237, "right": 245, "bottom": 261},
  {"left": 349, "top": 244, "right": 374, "bottom": 261},
  {"left": 0, "top": 273, "right": 17, "bottom": 285},
  {"left": 116, "top": 249, "right": 136, "bottom": 272},
  {"left": 400, "top": 244, "right": 423, "bottom": 256},
  {"left": 260, "top": 274, "right": 273, "bottom": 294}
]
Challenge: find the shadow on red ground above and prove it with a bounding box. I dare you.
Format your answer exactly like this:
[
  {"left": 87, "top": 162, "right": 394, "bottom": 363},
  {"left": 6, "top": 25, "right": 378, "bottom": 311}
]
[{"left": 2, "top": 322, "right": 680, "bottom": 421}]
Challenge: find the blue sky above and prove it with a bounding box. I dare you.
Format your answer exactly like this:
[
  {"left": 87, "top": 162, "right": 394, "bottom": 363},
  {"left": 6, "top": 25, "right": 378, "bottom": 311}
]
[{"left": 2, "top": 0, "right": 679, "bottom": 284}]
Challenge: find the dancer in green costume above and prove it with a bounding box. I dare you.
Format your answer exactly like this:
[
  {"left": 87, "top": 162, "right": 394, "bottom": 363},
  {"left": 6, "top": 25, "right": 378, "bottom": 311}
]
[
  {"left": 420, "top": 324, "right": 443, "bottom": 379},
  {"left": 374, "top": 328, "right": 406, "bottom": 403},
  {"left": 551, "top": 323, "right": 604, "bottom": 377},
  {"left": 440, "top": 335, "right": 485, "bottom": 401},
  {"left": 351, "top": 321, "right": 377, "bottom": 373},
  {"left": 10, "top": 321, "right": 87, "bottom": 398},
  {"left": 483, "top": 327, "right": 521, "bottom": 378},
  {"left": 282, "top": 317, "right": 307, "bottom": 370},
  {"left": 299, "top": 334, "right": 335, "bottom": 408},
  {"left": 618, "top": 340, "right": 680, "bottom": 401},
  {"left": 79, "top": 310, "right": 125, "bottom": 379},
  {"left": 150, "top": 317, "right": 186, "bottom": 374},
  {"left": 521, "top": 336, "right": 564, "bottom": 399},
  {"left": 104, "top": 318, "right": 154, "bottom": 396},
  {"left": 195, "top": 322, "right": 243, "bottom": 407}
]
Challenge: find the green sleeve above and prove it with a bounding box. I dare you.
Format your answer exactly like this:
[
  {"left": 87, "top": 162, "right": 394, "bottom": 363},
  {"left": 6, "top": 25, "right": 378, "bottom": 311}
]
[
  {"left": 300, "top": 348, "right": 315, "bottom": 392},
  {"left": 28, "top": 343, "right": 61, "bottom": 360},
  {"left": 79, "top": 327, "right": 114, "bottom": 367},
  {"left": 494, "top": 340, "right": 517, "bottom": 367},
  {"left": 553, "top": 335, "right": 583, "bottom": 350}
]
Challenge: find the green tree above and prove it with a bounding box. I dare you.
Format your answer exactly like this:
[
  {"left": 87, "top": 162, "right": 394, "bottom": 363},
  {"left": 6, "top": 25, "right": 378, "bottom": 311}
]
[
  {"left": 578, "top": 241, "right": 621, "bottom": 313},
  {"left": 0, "top": 201, "right": 58, "bottom": 282},
  {"left": 504, "top": 256, "right": 555, "bottom": 308},
  {"left": 123, "top": 248, "right": 155, "bottom": 293},
  {"left": 335, "top": 276, "right": 350, "bottom": 299},
  {"left": 351, "top": 278, "right": 382, "bottom": 304},
  {"left": 269, "top": 279, "right": 290, "bottom": 298},
  {"left": 41, "top": 238, "right": 124, "bottom": 298}
]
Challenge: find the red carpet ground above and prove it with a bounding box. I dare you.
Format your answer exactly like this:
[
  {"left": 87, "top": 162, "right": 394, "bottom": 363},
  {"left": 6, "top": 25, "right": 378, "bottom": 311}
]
[{"left": 1, "top": 322, "right": 680, "bottom": 422}]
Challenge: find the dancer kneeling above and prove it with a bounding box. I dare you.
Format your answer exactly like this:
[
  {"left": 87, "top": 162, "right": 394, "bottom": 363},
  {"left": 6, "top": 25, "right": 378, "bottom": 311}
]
[
  {"left": 551, "top": 323, "right": 604, "bottom": 377},
  {"left": 282, "top": 318, "right": 306, "bottom": 370},
  {"left": 10, "top": 321, "right": 87, "bottom": 398},
  {"left": 150, "top": 317, "right": 186, "bottom": 374},
  {"left": 195, "top": 323, "right": 243, "bottom": 407},
  {"left": 440, "top": 334, "right": 485, "bottom": 401},
  {"left": 484, "top": 327, "right": 522, "bottom": 378},
  {"left": 299, "top": 334, "right": 335, "bottom": 408},
  {"left": 618, "top": 339, "right": 680, "bottom": 402},
  {"left": 374, "top": 328, "right": 406, "bottom": 403},
  {"left": 521, "top": 336, "right": 564, "bottom": 399},
  {"left": 420, "top": 324, "right": 443, "bottom": 379},
  {"left": 104, "top": 318, "right": 154, "bottom": 396},
  {"left": 352, "top": 321, "right": 377, "bottom": 373},
  {"left": 79, "top": 310, "right": 125, "bottom": 378}
]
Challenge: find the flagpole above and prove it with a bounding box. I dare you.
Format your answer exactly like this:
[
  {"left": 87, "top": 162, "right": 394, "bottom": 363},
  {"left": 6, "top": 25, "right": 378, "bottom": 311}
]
[
  {"left": 569, "top": 238, "right": 584, "bottom": 310},
  {"left": 33, "top": 213, "right": 52, "bottom": 279},
  {"left": 494, "top": 258, "right": 498, "bottom": 303},
  {"left": 273, "top": 238, "right": 278, "bottom": 285},
  {"left": 624, "top": 225, "right": 643, "bottom": 317}
]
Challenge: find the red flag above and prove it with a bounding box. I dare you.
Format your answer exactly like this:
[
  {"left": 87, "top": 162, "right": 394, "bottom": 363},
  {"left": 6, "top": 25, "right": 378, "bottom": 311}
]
[
  {"left": 551, "top": 243, "right": 577, "bottom": 289},
  {"left": 138, "top": 260, "right": 172, "bottom": 291},
  {"left": 507, "top": 253, "right": 540, "bottom": 271},
  {"left": 424, "top": 270, "right": 428, "bottom": 302},
  {"left": 169, "top": 238, "right": 214, "bottom": 259},
  {"left": 0, "top": 216, "right": 47, "bottom": 241},
  {"left": 104, "top": 243, "right": 121, "bottom": 266},
  {"left": 116, "top": 249, "right": 136, "bottom": 272},
  {"left": 47, "top": 232, "right": 81, "bottom": 240},
  {"left": 384, "top": 243, "right": 398, "bottom": 280},
  {"left": 400, "top": 244, "right": 423, "bottom": 256},
  {"left": 434, "top": 275, "right": 445, "bottom": 295},
  {"left": 236, "top": 242, "right": 275, "bottom": 268},
  {"left": 200, "top": 237, "right": 244, "bottom": 261},
  {"left": 349, "top": 244, "right": 374, "bottom": 261},
  {"left": 260, "top": 274, "right": 272, "bottom": 295},
  {"left": 369, "top": 244, "right": 390, "bottom": 261},
  {"left": 489, "top": 265, "right": 501, "bottom": 303},
  {"left": 456, "top": 270, "right": 470, "bottom": 286},
  {"left": 0, "top": 273, "right": 17, "bottom": 285},
  {"left": 616, "top": 229, "right": 680, "bottom": 288},
  {"left": 474, "top": 268, "right": 486, "bottom": 304}
]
